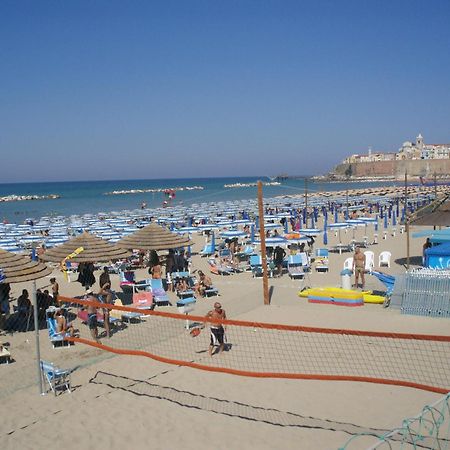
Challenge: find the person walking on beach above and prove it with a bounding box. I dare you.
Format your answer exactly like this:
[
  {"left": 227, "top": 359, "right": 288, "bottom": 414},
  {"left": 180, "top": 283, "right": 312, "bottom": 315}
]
[
  {"left": 99, "top": 267, "right": 111, "bottom": 290},
  {"left": 85, "top": 290, "right": 101, "bottom": 344},
  {"left": 206, "top": 302, "right": 227, "bottom": 356},
  {"left": 98, "top": 282, "right": 114, "bottom": 338},
  {"left": 50, "top": 277, "right": 59, "bottom": 304},
  {"left": 353, "top": 247, "right": 366, "bottom": 289},
  {"left": 273, "top": 246, "right": 286, "bottom": 277}
]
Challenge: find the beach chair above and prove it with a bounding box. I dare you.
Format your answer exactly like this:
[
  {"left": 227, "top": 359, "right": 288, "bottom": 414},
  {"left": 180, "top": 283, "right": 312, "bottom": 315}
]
[
  {"left": 268, "top": 260, "right": 277, "bottom": 278},
  {"left": 150, "top": 278, "right": 171, "bottom": 306},
  {"left": 299, "top": 252, "right": 311, "bottom": 271},
  {"left": 40, "top": 360, "right": 71, "bottom": 396},
  {"left": 119, "top": 270, "right": 136, "bottom": 292},
  {"left": 249, "top": 254, "right": 263, "bottom": 277},
  {"left": 132, "top": 287, "right": 154, "bottom": 310},
  {"left": 0, "top": 345, "right": 11, "bottom": 364},
  {"left": 364, "top": 251, "right": 375, "bottom": 273},
  {"left": 204, "top": 286, "right": 219, "bottom": 297},
  {"left": 378, "top": 251, "right": 391, "bottom": 268},
  {"left": 207, "top": 258, "right": 233, "bottom": 276},
  {"left": 287, "top": 254, "right": 305, "bottom": 279},
  {"left": 343, "top": 257, "right": 353, "bottom": 271},
  {"left": 46, "top": 317, "right": 71, "bottom": 348},
  {"left": 315, "top": 248, "right": 329, "bottom": 273},
  {"left": 200, "top": 244, "right": 215, "bottom": 257},
  {"left": 111, "top": 299, "right": 142, "bottom": 323}
]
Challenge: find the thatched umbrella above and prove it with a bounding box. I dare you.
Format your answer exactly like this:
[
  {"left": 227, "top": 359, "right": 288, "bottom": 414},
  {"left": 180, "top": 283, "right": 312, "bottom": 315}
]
[
  {"left": 409, "top": 195, "right": 450, "bottom": 227},
  {"left": 0, "top": 248, "right": 52, "bottom": 283},
  {"left": 115, "top": 223, "right": 192, "bottom": 251},
  {"left": 40, "top": 232, "right": 132, "bottom": 263},
  {"left": 0, "top": 248, "right": 53, "bottom": 395}
]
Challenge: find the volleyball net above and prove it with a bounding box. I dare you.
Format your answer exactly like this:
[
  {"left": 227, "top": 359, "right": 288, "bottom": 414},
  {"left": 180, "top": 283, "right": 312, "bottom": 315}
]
[{"left": 59, "top": 296, "right": 450, "bottom": 394}]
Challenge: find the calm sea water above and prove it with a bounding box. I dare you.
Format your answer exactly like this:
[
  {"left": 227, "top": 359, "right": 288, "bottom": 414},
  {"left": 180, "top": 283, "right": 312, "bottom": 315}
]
[{"left": 0, "top": 177, "right": 399, "bottom": 223}]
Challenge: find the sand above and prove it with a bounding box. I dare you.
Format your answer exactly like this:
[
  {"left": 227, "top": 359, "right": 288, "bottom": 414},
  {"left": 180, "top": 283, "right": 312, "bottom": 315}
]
[{"left": 0, "top": 220, "right": 448, "bottom": 450}]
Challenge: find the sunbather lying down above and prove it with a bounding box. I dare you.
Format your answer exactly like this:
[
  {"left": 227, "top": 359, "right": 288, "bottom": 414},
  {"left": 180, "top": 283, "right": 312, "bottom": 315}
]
[
  {"left": 54, "top": 309, "right": 77, "bottom": 337},
  {"left": 175, "top": 277, "right": 190, "bottom": 293},
  {"left": 195, "top": 271, "right": 212, "bottom": 297}
]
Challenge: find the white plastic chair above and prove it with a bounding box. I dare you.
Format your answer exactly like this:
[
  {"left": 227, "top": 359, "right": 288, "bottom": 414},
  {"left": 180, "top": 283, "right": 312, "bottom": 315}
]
[
  {"left": 378, "top": 251, "right": 391, "bottom": 268},
  {"left": 343, "top": 257, "right": 353, "bottom": 270},
  {"left": 364, "top": 251, "right": 375, "bottom": 272}
]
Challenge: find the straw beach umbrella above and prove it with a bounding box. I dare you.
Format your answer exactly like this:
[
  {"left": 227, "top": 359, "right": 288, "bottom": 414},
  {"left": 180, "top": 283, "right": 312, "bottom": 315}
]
[
  {"left": 40, "top": 232, "right": 132, "bottom": 263},
  {"left": 0, "top": 248, "right": 52, "bottom": 283},
  {"left": 0, "top": 248, "right": 53, "bottom": 395},
  {"left": 116, "top": 222, "right": 192, "bottom": 251}
]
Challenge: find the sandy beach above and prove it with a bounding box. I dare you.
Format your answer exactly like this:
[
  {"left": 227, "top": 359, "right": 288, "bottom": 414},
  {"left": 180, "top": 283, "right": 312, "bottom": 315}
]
[{"left": 1, "top": 219, "right": 449, "bottom": 450}]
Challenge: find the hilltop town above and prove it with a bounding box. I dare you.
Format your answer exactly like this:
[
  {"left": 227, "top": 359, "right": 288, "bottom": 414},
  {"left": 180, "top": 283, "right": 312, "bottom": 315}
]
[{"left": 328, "top": 134, "right": 450, "bottom": 181}]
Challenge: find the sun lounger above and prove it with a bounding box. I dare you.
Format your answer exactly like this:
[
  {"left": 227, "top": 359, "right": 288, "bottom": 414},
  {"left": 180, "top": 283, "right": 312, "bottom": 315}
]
[
  {"left": 315, "top": 249, "right": 329, "bottom": 273},
  {"left": 131, "top": 288, "right": 154, "bottom": 309},
  {"left": 250, "top": 254, "right": 263, "bottom": 277},
  {"left": 119, "top": 270, "right": 136, "bottom": 292},
  {"left": 46, "top": 317, "right": 71, "bottom": 348},
  {"left": 200, "top": 244, "right": 215, "bottom": 256},
  {"left": 77, "top": 309, "right": 122, "bottom": 327},
  {"left": 0, "top": 345, "right": 11, "bottom": 364},
  {"left": 111, "top": 299, "right": 142, "bottom": 323},
  {"left": 150, "top": 278, "right": 171, "bottom": 306},
  {"left": 40, "top": 360, "right": 72, "bottom": 395},
  {"left": 287, "top": 254, "right": 305, "bottom": 279}
]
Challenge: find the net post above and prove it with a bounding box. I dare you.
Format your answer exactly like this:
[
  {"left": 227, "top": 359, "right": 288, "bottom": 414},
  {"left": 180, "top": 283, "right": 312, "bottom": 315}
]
[{"left": 32, "top": 280, "right": 44, "bottom": 395}]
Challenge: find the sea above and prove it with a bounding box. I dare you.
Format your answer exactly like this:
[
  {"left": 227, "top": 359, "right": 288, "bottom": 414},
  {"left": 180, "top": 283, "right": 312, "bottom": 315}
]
[{"left": 0, "top": 177, "right": 401, "bottom": 223}]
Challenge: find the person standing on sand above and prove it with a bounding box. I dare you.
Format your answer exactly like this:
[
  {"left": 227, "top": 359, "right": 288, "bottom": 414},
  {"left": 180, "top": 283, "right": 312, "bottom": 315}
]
[
  {"left": 50, "top": 277, "right": 59, "bottom": 303},
  {"left": 206, "top": 302, "right": 227, "bottom": 356},
  {"left": 98, "top": 282, "right": 114, "bottom": 338},
  {"left": 353, "top": 247, "right": 366, "bottom": 289},
  {"left": 85, "top": 290, "right": 101, "bottom": 344},
  {"left": 99, "top": 267, "right": 111, "bottom": 290}
]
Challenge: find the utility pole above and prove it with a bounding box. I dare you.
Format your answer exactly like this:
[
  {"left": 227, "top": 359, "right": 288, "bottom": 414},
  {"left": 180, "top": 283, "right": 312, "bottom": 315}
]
[
  {"left": 257, "top": 181, "right": 270, "bottom": 305},
  {"left": 405, "top": 172, "right": 410, "bottom": 270}
]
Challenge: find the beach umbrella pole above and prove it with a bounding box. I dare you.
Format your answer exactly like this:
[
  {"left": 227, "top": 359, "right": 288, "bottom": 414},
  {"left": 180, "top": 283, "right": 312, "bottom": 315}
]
[
  {"left": 257, "top": 181, "right": 270, "bottom": 306},
  {"left": 32, "top": 280, "right": 44, "bottom": 395}
]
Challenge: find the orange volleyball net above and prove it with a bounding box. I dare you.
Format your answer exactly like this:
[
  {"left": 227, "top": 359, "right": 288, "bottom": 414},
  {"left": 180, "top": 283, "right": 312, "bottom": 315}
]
[{"left": 58, "top": 296, "right": 450, "bottom": 394}]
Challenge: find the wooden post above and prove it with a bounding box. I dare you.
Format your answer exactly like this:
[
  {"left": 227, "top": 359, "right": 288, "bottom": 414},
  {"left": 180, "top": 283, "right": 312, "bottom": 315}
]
[
  {"left": 257, "top": 181, "right": 270, "bottom": 306},
  {"left": 346, "top": 189, "right": 349, "bottom": 219},
  {"left": 405, "top": 172, "right": 410, "bottom": 270}
]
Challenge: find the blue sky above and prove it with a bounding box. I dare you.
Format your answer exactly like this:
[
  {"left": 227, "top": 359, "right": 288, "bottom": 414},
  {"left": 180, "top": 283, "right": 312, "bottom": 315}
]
[{"left": 1, "top": 0, "right": 450, "bottom": 182}]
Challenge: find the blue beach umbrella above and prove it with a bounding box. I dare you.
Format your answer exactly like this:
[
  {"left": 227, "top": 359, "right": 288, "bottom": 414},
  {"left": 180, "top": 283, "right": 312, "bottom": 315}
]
[
  {"left": 302, "top": 208, "right": 307, "bottom": 225},
  {"left": 313, "top": 208, "right": 318, "bottom": 222},
  {"left": 250, "top": 224, "right": 255, "bottom": 243},
  {"left": 210, "top": 232, "right": 215, "bottom": 251},
  {"left": 323, "top": 219, "right": 328, "bottom": 245},
  {"left": 392, "top": 213, "right": 396, "bottom": 227},
  {"left": 284, "top": 220, "right": 289, "bottom": 234},
  {"left": 310, "top": 215, "right": 315, "bottom": 229},
  {"left": 384, "top": 214, "right": 388, "bottom": 230},
  {"left": 374, "top": 216, "right": 379, "bottom": 232},
  {"left": 334, "top": 209, "right": 338, "bottom": 223}
]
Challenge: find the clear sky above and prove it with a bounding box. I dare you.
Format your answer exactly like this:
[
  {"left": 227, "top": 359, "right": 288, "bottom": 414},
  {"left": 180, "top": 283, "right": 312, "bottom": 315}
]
[{"left": 1, "top": 0, "right": 450, "bottom": 183}]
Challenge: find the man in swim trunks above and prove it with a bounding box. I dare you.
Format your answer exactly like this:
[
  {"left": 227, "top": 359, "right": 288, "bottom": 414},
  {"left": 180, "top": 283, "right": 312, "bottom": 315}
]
[
  {"left": 353, "top": 247, "right": 366, "bottom": 289},
  {"left": 206, "top": 302, "right": 226, "bottom": 356},
  {"left": 86, "top": 291, "right": 101, "bottom": 344}
]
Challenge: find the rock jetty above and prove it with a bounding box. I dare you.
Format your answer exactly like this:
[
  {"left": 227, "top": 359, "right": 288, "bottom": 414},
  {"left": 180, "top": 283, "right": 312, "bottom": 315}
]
[
  {"left": 104, "top": 186, "right": 204, "bottom": 195},
  {"left": 0, "top": 194, "right": 60, "bottom": 202}
]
